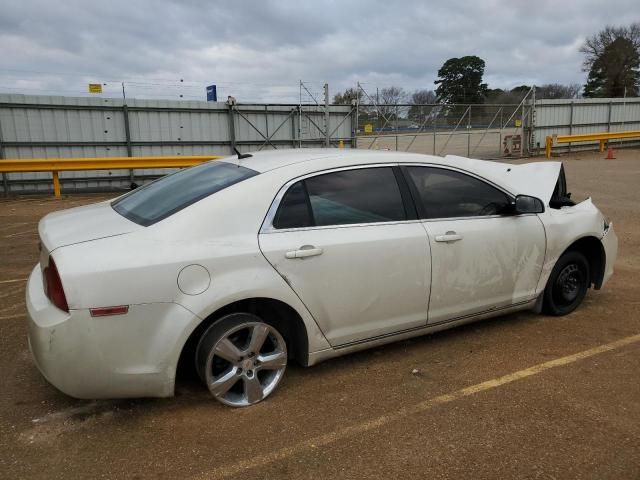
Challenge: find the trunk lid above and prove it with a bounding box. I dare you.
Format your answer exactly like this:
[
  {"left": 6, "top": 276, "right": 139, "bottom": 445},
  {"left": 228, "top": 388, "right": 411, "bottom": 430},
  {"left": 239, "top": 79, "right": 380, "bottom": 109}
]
[
  {"left": 444, "top": 156, "right": 562, "bottom": 204},
  {"left": 39, "top": 200, "right": 140, "bottom": 253}
]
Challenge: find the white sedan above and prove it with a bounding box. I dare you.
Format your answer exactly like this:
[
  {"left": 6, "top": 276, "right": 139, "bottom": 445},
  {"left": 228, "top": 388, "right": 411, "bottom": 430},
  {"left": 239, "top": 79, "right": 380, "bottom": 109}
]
[{"left": 27, "top": 149, "right": 618, "bottom": 407}]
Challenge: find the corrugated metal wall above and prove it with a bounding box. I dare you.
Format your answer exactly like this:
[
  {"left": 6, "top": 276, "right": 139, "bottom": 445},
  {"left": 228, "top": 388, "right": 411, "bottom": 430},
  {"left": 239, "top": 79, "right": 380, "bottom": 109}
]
[
  {"left": 0, "top": 94, "right": 354, "bottom": 193},
  {"left": 532, "top": 97, "right": 640, "bottom": 152}
]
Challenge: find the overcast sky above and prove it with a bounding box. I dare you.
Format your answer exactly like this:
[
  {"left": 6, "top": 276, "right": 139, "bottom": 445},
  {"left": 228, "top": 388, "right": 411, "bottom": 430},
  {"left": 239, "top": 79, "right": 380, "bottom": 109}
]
[{"left": 0, "top": 0, "right": 638, "bottom": 102}]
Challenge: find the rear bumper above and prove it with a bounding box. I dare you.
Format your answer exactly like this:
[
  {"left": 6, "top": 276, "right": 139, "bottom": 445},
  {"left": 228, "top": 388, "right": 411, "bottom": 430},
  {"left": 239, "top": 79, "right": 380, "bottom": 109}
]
[
  {"left": 26, "top": 265, "right": 198, "bottom": 399},
  {"left": 600, "top": 223, "right": 618, "bottom": 288}
]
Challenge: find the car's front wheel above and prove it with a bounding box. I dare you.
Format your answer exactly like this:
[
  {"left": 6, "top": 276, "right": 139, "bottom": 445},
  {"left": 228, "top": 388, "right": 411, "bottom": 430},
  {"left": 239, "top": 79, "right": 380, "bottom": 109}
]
[
  {"left": 543, "top": 251, "right": 590, "bottom": 316},
  {"left": 195, "top": 313, "right": 288, "bottom": 407}
]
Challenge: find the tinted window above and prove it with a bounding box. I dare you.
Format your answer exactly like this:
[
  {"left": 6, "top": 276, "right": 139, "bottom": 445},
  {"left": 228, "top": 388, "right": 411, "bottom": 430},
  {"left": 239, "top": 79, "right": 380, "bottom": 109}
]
[
  {"left": 112, "top": 161, "right": 258, "bottom": 226},
  {"left": 305, "top": 168, "right": 406, "bottom": 226},
  {"left": 273, "top": 181, "right": 312, "bottom": 229},
  {"left": 407, "top": 167, "right": 510, "bottom": 219}
]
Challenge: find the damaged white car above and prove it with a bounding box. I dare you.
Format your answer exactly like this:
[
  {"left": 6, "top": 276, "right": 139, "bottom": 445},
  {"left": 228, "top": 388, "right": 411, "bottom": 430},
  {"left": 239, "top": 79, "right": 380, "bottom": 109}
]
[{"left": 27, "top": 149, "right": 617, "bottom": 407}]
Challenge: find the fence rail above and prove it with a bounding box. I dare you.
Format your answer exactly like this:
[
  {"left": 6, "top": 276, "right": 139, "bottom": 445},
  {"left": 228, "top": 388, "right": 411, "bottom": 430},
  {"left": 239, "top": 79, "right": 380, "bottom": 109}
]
[
  {"left": 545, "top": 130, "right": 640, "bottom": 158},
  {"left": 0, "top": 155, "right": 221, "bottom": 197}
]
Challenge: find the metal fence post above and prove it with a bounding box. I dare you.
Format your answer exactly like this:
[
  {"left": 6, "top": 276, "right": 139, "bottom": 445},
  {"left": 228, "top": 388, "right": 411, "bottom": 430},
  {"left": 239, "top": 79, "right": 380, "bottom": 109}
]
[
  {"left": 432, "top": 110, "right": 437, "bottom": 155},
  {"left": 122, "top": 104, "right": 134, "bottom": 183},
  {"left": 607, "top": 101, "right": 612, "bottom": 132},
  {"left": 568, "top": 101, "right": 574, "bottom": 153},
  {"left": 291, "top": 106, "right": 298, "bottom": 148},
  {"left": 529, "top": 86, "right": 536, "bottom": 156},
  {"left": 0, "top": 107, "right": 10, "bottom": 196},
  {"left": 498, "top": 107, "right": 503, "bottom": 157},
  {"left": 324, "top": 83, "right": 330, "bottom": 147},
  {"left": 354, "top": 98, "right": 359, "bottom": 150},
  {"left": 228, "top": 103, "right": 236, "bottom": 153},
  {"left": 395, "top": 105, "right": 399, "bottom": 133},
  {"left": 0, "top": 113, "right": 7, "bottom": 196},
  {"left": 467, "top": 105, "right": 472, "bottom": 156}
]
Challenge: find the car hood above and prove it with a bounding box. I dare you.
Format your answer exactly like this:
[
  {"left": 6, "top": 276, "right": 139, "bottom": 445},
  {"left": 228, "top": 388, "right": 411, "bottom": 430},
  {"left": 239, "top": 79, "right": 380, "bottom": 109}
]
[
  {"left": 39, "top": 200, "right": 141, "bottom": 252},
  {"left": 444, "top": 156, "right": 562, "bottom": 204}
]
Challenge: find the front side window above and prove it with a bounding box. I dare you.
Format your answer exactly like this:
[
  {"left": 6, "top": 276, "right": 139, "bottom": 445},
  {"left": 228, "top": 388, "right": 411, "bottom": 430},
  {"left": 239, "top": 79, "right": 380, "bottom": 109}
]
[
  {"left": 273, "top": 167, "right": 406, "bottom": 228},
  {"left": 406, "top": 167, "right": 510, "bottom": 219},
  {"left": 112, "top": 161, "right": 258, "bottom": 226}
]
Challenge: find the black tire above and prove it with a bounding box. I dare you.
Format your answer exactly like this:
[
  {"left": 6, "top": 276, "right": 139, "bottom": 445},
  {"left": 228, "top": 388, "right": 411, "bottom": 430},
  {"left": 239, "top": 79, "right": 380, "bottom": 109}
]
[
  {"left": 543, "top": 251, "right": 590, "bottom": 316},
  {"left": 195, "top": 313, "right": 288, "bottom": 407}
]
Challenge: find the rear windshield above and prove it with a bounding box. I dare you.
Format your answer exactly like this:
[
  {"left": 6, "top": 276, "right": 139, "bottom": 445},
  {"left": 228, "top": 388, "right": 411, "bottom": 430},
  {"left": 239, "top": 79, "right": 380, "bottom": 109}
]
[{"left": 112, "top": 161, "right": 258, "bottom": 226}]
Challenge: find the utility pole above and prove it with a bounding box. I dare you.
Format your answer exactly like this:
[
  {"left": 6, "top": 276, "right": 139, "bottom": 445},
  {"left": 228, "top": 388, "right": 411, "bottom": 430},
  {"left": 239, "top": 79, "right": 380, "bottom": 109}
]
[{"left": 324, "top": 83, "right": 330, "bottom": 147}]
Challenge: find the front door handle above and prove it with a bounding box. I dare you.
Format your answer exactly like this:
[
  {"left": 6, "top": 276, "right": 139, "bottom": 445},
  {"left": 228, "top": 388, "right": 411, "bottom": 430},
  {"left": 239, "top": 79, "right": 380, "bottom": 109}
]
[
  {"left": 434, "top": 231, "right": 463, "bottom": 243},
  {"left": 285, "top": 245, "right": 324, "bottom": 259}
]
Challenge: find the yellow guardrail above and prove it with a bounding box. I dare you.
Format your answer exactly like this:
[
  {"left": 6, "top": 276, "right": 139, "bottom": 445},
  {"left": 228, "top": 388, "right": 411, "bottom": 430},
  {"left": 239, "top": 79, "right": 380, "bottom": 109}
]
[
  {"left": 0, "top": 155, "right": 223, "bottom": 198},
  {"left": 545, "top": 130, "right": 640, "bottom": 159}
]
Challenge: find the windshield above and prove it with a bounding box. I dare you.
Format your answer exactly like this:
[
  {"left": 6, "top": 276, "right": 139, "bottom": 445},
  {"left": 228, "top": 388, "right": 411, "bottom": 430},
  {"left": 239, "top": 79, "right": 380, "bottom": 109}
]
[{"left": 112, "top": 161, "right": 258, "bottom": 226}]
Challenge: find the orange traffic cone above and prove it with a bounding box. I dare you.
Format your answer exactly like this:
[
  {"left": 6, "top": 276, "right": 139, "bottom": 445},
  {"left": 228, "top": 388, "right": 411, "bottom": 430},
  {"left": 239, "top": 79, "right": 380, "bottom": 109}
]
[{"left": 606, "top": 147, "right": 616, "bottom": 160}]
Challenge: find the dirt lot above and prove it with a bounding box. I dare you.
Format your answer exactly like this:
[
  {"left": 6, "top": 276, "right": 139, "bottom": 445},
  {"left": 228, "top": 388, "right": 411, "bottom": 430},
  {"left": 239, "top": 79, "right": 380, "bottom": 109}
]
[{"left": 0, "top": 149, "right": 639, "bottom": 479}]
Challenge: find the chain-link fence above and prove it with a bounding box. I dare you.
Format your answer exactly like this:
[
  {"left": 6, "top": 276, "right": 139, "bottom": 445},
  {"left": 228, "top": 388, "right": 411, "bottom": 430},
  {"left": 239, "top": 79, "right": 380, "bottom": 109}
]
[{"left": 355, "top": 102, "right": 533, "bottom": 159}]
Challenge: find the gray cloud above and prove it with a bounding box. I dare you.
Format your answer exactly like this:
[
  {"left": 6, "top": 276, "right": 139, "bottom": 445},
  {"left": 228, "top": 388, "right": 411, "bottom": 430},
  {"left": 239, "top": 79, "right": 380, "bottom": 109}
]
[{"left": 0, "top": 0, "right": 638, "bottom": 102}]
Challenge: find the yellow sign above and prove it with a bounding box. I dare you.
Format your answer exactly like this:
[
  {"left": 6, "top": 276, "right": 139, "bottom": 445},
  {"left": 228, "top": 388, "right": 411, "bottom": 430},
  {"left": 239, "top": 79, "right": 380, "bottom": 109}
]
[
  {"left": 364, "top": 124, "right": 373, "bottom": 134},
  {"left": 88, "top": 83, "right": 103, "bottom": 94},
  {"left": 514, "top": 119, "right": 522, "bottom": 127}
]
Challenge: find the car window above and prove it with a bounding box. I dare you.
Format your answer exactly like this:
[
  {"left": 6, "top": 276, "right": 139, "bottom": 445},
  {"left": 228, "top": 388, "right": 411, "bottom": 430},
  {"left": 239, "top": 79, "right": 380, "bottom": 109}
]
[
  {"left": 305, "top": 167, "right": 406, "bottom": 227},
  {"left": 406, "top": 167, "right": 510, "bottom": 219},
  {"left": 273, "top": 181, "right": 312, "bottom": 229},
  {"left": 112, "top": 161, "right": 258, "bottom": 226}
]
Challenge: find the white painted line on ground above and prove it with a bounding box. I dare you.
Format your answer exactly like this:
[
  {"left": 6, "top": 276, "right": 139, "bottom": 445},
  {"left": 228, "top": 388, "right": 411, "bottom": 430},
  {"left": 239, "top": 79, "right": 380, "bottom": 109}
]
[
  {"left": 198, "top": 333, "right": 640, "bottom": 480},
  {"left": 0, "top": 278, "right": 28, "bottom": 285}
]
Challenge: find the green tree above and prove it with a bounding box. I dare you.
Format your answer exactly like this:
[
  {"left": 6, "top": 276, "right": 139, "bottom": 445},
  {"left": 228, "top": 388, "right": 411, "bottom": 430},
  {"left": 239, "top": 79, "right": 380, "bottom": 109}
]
[
  {"left": 583, "top": 37, "right": 639, "bottom": 97},
  {"left": 434, "top": 56, "right": 488, "bottom": 104},
  {"left": 581, "top": 24, "right": 640, "bottom": 97}
]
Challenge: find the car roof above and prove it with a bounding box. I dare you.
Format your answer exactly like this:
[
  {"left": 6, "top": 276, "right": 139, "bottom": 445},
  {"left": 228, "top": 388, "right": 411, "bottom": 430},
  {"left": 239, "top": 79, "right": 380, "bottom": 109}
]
[
  {"left": 219, "top": 149, "right": 562, "bottom": 204},
  {"left": 220, "top": 148, "right": 479, "bottom": 173}
]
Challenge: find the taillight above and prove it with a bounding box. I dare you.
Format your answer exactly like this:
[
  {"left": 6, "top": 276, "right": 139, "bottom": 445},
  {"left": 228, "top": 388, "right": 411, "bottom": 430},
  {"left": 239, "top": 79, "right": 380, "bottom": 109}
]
[{"left": 43, "top": 257, "right": 69, "bottom": 312}]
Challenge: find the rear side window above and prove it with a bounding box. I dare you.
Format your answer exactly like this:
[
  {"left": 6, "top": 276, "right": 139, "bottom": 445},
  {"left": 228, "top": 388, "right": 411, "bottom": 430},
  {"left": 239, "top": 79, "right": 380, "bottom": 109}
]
[
  {"left": 274, "top": 167, "right": 406, "bottom": 228},
  {"left": 273, "top": 181, "right": 312, "bottom": 229},
  {"left": 406, "top": 167, "right": 510, "bottom": 219},
  {"left": 112, "top": 161, "right": 258, "bottom": 226}
]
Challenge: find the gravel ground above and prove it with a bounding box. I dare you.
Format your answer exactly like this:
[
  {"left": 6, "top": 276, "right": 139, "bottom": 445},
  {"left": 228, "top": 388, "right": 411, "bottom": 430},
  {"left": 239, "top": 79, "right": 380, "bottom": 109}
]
[{"left": 0, "top": 148, "right": 639, "bottom": 479}]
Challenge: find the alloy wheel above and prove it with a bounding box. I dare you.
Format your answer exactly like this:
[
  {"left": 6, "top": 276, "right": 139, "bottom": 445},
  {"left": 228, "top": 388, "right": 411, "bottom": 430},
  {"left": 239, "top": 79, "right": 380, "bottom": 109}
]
[{"left": 204, "top": 322, "right": 287, "bottom": 407}]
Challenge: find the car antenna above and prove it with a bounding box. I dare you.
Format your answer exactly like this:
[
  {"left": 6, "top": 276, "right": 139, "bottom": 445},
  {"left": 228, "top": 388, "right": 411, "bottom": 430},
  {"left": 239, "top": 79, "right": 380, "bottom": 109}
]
[{"left": 233, "top": 147, "right": 253, "bottom": 160}]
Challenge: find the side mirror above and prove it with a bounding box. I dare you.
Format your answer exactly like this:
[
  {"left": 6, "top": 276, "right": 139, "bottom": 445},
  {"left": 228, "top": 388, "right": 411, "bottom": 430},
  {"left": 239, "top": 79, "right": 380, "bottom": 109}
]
[{"left": 514, "top": 195, "right": 545, "bottom": 214}]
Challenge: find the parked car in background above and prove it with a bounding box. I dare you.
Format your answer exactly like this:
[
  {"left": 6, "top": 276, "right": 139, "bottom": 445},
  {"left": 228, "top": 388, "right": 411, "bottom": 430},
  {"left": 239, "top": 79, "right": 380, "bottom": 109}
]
[{"left": 27, "top": 149, "right": 617, "bottom": 407}]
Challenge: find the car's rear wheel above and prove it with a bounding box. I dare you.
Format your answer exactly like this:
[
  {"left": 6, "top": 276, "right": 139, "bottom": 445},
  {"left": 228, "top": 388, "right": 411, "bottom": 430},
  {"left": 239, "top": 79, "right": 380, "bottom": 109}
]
[
  {"left": 543, "top": 251, "right": 590, "bottom": 316},
  {"left": 195, "top": 313, "right": 288, "bottom": 407}
]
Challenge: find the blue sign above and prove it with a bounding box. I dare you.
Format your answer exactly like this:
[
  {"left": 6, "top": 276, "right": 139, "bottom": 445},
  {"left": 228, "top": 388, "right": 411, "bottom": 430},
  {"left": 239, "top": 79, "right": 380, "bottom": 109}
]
[{"left": 206, "top": 85, "right": 217, "bottom": 102}]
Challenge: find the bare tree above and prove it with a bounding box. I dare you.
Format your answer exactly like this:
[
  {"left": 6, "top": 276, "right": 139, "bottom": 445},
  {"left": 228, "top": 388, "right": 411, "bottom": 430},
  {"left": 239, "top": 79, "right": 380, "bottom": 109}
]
[
  {"left": 408, "top": 89, "right": 436, "bottom": 122},
  {"left": 410, "top": 89, "right": 436, "bottom": 105},
  {"left": 536, "top": 83, "right": 582, "bottom": 99},
  {"left": 379, "top": 86, "right": 407, "bottom": 105}
]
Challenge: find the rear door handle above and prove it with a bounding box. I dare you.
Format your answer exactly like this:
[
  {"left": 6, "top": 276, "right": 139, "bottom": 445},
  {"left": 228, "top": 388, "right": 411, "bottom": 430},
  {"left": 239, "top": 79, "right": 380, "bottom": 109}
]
[
  {"left": 285, "top": 245, "right": 324, "bottom": 259},
  {"left": 434, "top": 231, "right": 463, "bottom": 243}
]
